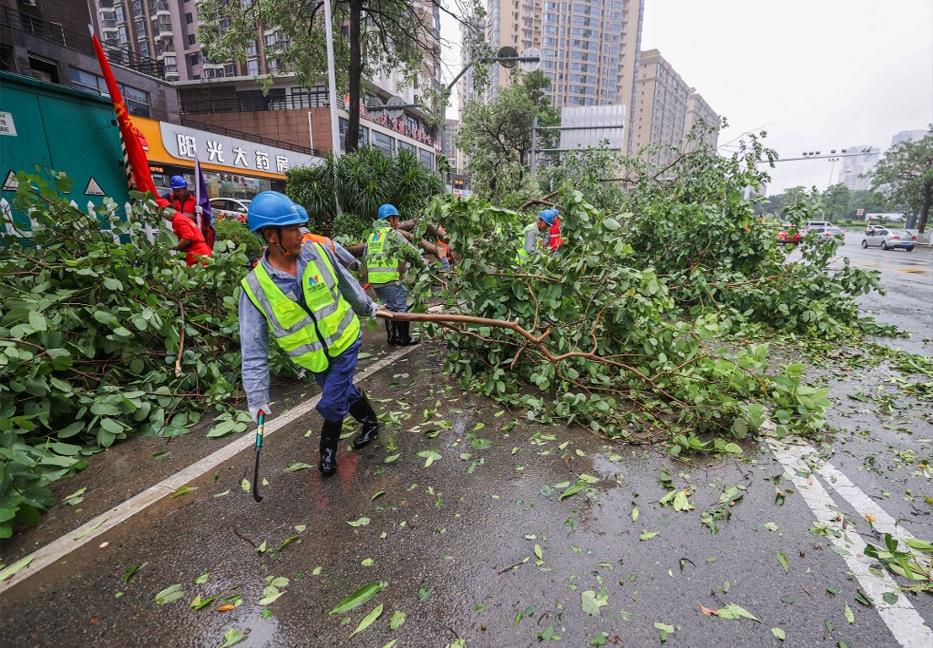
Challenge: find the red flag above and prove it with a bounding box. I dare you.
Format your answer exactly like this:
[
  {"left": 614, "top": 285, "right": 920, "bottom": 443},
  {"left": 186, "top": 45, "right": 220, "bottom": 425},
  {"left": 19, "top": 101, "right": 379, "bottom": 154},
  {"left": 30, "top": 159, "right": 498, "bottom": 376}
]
[{"left": 90, "top": 28, "right": 170, "bottom": 209}]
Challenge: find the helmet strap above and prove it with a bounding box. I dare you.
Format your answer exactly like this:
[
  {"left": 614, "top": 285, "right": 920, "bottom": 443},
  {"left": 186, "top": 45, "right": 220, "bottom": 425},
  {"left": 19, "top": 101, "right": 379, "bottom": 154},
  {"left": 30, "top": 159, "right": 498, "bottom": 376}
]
[{"left": 275, "top": 226, "right": 291, "bottom": 257}]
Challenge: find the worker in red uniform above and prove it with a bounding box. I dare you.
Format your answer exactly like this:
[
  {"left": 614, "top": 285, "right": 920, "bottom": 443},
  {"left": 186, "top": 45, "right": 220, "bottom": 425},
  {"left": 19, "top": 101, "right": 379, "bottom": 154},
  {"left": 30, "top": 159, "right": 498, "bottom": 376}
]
[{"left": 162, "top": 206, "right": 212, "bottom": 265}]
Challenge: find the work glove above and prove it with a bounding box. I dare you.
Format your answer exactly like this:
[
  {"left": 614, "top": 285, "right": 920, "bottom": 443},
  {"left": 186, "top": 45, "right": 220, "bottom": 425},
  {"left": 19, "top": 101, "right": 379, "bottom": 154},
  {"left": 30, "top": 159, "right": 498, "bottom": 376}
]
[
  {"left": 195, "top": 205, "right": 203, "bottom": 216},
  {"left": 249, "top": 405, "right": 270, "bottom": 424}
]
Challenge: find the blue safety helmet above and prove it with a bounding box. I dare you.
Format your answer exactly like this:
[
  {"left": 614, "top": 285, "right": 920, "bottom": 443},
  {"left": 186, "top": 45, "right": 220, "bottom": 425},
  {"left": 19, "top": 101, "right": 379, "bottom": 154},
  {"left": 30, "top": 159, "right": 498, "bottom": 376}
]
[
  {"left": 247, "top": 191, "right": 306, "bottom": 233},
  {"left": 378, "top": 203, "right": 400, "bottom": 220},
  {"left": 538, "top": 209, "right": 556, "bottom": 226},
  {"left": 169, "top": 175, "right": 188, "bottom": 190},
  {"left": 294, "top": 204, "right": 310, "bottom": 221}
]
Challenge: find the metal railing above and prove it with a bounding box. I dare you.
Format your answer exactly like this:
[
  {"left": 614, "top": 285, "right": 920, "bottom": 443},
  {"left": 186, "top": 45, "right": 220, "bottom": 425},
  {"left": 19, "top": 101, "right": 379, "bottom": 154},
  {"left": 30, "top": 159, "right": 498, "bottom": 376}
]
[
  {"left": 181, "top": 91, "right": 332, "bottom": 114},
  {"left": 0, "top": 6, "right": 165, "bottom": 80},
  {"left": 180, "top": 117, "right": 322, "bottom": 158}
]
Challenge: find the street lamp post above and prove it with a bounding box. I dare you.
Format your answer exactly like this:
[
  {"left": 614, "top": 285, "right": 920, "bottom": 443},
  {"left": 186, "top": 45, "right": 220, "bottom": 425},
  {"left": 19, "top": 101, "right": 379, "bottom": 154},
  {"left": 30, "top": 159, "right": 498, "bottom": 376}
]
[{"left": 826, "top": 157, "right": 840, "bottom": 219}]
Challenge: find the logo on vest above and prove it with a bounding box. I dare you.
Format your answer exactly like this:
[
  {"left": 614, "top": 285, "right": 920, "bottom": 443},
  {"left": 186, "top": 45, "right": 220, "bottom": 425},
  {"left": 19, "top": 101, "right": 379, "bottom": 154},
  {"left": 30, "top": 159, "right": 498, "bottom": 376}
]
[{"left": 307, "top": 274, "right": 327, "bottom": 292}]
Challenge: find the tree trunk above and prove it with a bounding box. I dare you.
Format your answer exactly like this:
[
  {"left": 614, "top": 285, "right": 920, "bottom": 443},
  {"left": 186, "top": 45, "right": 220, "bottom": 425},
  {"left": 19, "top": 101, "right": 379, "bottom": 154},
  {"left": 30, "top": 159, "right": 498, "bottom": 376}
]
[
  {"left": 346, "top": 0, "right": 363, "bottom": 153},
  {"left": 918, "top": 181, "right": 932, "bottom": 235}
]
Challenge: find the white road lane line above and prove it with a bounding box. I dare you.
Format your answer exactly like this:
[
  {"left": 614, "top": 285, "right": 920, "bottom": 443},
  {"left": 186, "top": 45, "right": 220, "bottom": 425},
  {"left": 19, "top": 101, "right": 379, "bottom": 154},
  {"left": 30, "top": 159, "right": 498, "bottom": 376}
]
[
  {"left": 0, "top": 343, "right": 420, "bottom": 594},
  {"left": 782, "top": 441, "right": 923, "bottom": 545},
  {"left": 768, "top": 437, "right": 933, "bottom": 648}
]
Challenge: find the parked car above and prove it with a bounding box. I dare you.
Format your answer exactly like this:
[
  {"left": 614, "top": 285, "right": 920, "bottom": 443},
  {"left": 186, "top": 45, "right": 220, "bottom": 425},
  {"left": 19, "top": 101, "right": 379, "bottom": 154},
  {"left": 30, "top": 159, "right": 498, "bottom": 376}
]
[
  {"left": 861, "top": 228, "right": 917, "bottom": 252},
  {"left": 777, "top": 223, "right": 802, "bottom": 245},
  {"left": 810, "top": 226, "right": 845, "bottom": 243},
  {"left": 806, "top": 220, "right": 832, "bottom": 229},
  {"left": 210, "top": 197, "right": 251, "bottom": 223}
]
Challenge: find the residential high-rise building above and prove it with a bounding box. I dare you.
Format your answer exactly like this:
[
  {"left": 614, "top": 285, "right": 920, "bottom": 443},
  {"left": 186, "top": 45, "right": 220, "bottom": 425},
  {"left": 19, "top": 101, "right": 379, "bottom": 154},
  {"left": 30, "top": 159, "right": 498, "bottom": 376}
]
[
  {"left": 629, "top": 49, "right": 688, "bottom": 163},
  {"left": 891, "top": 129, "right": 928, "bottom": 146},
  {"left": 628, "top": 50, "right": 718, "bottom": 163},
  {"left": 464, "top": 0, "right": 644, "bottom": 114},
  {"left": 685, "top": 88, "right": 718, "bottom": 149},
  {"left": 92, "top": 0, "right": 260, "bottom": 82},
  {"left": 838, "top": 146, "right": 880, "bottom": 192}
]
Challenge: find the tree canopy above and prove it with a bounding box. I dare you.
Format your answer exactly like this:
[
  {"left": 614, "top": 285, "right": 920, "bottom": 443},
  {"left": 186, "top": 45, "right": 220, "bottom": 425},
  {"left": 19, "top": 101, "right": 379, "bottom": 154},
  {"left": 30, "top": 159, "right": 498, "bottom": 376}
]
[
  {"left": 872, "top": 129, "right": 933, "bottom": 233},
  {"left": 457, "top": 70, "right": 560, "bottom": 203},
  {"left": 198, "top": 0, "right": 484, "bottom": 152}
]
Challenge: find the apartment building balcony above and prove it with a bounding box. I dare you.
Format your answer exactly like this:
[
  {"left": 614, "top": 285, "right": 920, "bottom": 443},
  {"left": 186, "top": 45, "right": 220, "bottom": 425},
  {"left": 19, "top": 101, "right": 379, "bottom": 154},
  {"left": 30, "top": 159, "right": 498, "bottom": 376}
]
[
  {"left": 150, "top": 1, "right": 171, "bottom": 15},
  {"left": 0, "top": 5, "right": 165, "bottom": 80}
]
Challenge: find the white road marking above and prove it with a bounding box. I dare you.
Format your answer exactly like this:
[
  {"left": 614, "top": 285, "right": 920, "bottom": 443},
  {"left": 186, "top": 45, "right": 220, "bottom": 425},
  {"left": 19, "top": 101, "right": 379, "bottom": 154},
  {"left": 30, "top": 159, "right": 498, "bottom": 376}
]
[
  {"left": 0, "top": 343, "right": 420, "bottom": 594},
  {"left": 768, "top": 437, "right": 933, "bottom": 648}
]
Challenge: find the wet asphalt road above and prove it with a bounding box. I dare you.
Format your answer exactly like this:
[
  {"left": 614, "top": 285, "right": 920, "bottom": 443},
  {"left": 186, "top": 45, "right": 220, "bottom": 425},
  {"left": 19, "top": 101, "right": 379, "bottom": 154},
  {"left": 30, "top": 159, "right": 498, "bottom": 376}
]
[{"left": 0, "top": 244, "right": 931, "bottom": 648}]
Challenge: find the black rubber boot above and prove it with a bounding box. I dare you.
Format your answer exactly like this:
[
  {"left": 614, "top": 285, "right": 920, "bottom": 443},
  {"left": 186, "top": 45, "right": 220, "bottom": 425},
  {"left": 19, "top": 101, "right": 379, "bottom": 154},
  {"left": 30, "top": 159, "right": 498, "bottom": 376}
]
[
  {"left": 385, "top": 319, "right": 399, "bottom": 346},
  {"left": 348, "top": 391, "right": 381, "bottom": 449},
  {"left": 395, "top": 321, "right": 420, "bottom": 346},
  {"left": 318, "top": 418, "right": 343, "bottom": 476}
]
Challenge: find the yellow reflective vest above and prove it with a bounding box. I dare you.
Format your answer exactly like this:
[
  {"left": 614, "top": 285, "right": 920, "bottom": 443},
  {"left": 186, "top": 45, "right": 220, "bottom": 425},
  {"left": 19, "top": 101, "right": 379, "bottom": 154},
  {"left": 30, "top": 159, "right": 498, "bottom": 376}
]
[
  {"left": 367, "top": 225, "right": 400, "bottom": 284},
  {"left": 241, "top": 243, "right": 360, "bottom": 372}
]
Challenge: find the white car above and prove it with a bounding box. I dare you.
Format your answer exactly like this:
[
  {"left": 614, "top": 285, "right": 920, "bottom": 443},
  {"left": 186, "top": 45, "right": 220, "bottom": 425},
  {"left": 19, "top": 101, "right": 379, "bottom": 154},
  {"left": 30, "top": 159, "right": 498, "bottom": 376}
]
[
  {"left": 861, "top": 228, "right": 917, "bottom": 252},
  {"left": 209, "top": 197, "right": 251, "bottom": 222}
]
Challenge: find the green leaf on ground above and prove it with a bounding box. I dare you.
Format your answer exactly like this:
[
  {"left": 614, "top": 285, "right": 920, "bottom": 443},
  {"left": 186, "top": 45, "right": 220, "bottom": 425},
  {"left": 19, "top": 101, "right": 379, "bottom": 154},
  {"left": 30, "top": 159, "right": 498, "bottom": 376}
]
[
  {"left": 194, "top": 572, "right": 210, "bottom": 585},
  {"left": 0, "top": 556, "right": 34, "bottom": 581},
  {"left": 417, "top": 450, "right": 442, "bottom": 467},
  {"left": 283, "top": 462, "right": 314, "bottom": 472},
  {"left": 122, "top": 563, "right": 145, "bottom": 584},
  {"left": 581, "top": 588, "right": 609, "bottom": 616},
  {"left": 844, "top": 601, "right": 854, "bottom": 624},
  {"left": 155, "top": 583, "right": 184, "bottom": 604},
  {"left": 350, "top": 602, "right": 384, "bottom": 638},
  {"left": 717, "top": 603, "right": 761, "bottom": 622},
  {"left": 417, "top": 586, "right": 430, "bottom": 601},
  {"left": 772, "top": 627, "right": 785, "bottom": 640},
  {"left": 640, "top": 530, "right": 659, "bottom": 541},
  {"left": 776, "top": 551, "right": 789, "bottom": 573},
  {"left": 389, "top": 610, "right": 406, "bottom": 630},
  {"left": 384, "top": 453, "right": 401, "bottom": 463},
  {"left": 219, "top": 627, "right": 246, "bottom": 648},
  {"left": 347, "top": 517, "right": 371, "bottom": 527},
  {"left": 331, "top": 581, "right": 388, "bottom": 614},
  {"left": 171, "top": 486, "right": 195, "bottom": 498}
]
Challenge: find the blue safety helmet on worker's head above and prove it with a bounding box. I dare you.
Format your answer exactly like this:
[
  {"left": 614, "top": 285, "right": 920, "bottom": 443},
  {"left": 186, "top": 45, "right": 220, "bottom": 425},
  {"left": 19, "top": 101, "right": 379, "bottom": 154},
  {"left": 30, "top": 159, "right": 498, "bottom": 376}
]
[
  {"left": 538, "top": 208, "right": 556, "bottom": 226},
  {"left": 378, "top": 204, "right": 400, "bottom": 220},
  {"left": 293, "top": 204, "right": 310, "bottom": 221},
  {"left": 247, "top": 191, "right": 306, "bottom": 233},
  {"left": 169, "top": 175, "right": 188, "bottom": 190}
]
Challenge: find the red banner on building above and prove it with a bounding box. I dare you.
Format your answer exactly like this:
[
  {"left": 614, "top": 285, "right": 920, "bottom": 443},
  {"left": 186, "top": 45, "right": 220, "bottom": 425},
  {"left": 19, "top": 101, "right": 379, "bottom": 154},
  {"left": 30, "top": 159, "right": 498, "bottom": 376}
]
[{"left": 90, "top": 28, "right": 169, "bottom": 208}]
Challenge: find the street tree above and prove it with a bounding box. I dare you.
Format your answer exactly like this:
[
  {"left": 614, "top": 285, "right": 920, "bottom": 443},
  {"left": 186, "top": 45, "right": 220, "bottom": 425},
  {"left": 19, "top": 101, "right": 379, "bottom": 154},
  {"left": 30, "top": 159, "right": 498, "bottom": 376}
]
[
  {"left": 845, "top": 189, "right": 891, "bottom": 219},
  {"left": 197, "top": 0, "right": 485, "bottom": 152},
  {"left": 457, "top": 70, "right": 560, "bottom": 202},
  {"left": 821, "top": 183, "right": 850, "bottom": 221},
  {"left": 871, "top": 129, "right": 933, "bottom": 233}
]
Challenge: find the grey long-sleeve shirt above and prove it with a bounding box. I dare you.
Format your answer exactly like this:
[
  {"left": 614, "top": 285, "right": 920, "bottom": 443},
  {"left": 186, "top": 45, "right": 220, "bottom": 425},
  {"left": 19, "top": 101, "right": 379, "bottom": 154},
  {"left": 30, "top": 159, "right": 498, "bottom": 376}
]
[{"left": 238, "top": 241, "right": 376, "bottom": 409}]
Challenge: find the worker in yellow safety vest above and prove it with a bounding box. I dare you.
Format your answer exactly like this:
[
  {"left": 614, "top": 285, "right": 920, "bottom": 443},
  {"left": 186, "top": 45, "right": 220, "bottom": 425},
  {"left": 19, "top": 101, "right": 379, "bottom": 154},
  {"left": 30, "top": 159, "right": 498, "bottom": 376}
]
[
  {"left": 364, "top": 203, "right": 428, "bottom": 346},
  {"left": 238, "top": 191, "right": 383, "bottom": 477}
]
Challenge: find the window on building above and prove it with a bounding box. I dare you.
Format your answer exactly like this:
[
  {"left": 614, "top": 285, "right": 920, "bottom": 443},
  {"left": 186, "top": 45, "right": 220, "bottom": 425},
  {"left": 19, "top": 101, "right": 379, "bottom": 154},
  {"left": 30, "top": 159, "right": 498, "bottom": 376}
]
[
  {"left": 247, "top": 58, "right": 259, "bottom": 75},
  {"left": 139, "top": 41, "right": 150, "bottom": 57},
  {"left": 224, "top": 63, "right": 237, "bottom": 77},
  {"left": 185, "top": 13, "right": 193, "bottom": 24},
  {"left": 187, "top": 34, "right": 196, "bottom": 45},
  {"left": 28, "top": 55, "right": 59, "bottom": 84},
  {"left": 371, "top": 131, "right": 396, "bottom": 156},
  {"left": 188, "top": 53, "right": 199, "bottom": 67}
]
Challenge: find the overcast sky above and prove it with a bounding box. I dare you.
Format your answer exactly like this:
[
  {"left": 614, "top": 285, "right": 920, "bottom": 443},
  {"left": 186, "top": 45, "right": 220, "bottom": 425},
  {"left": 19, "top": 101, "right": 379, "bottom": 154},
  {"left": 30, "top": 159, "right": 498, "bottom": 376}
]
[{"left": 440, "top": 0, "right": 933, "bottom": 195}]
